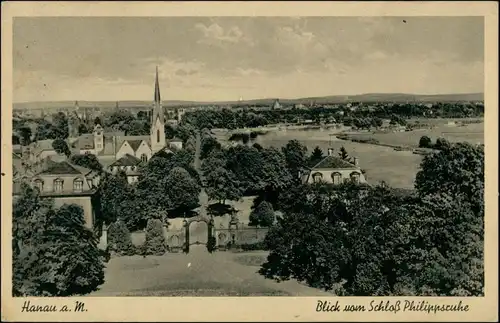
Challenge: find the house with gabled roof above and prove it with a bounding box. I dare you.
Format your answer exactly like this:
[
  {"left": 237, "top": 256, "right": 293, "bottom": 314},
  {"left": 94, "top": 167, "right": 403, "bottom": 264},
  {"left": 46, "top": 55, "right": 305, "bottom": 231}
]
[
  {"left": 301, "top": 148, "right": 367, "bottom": 185},
  {"left": 13, "top": 156, "right": 101, "bottom": 230},
  {"left": 108, "top": 153, "right": 143, "bottom": 184}
]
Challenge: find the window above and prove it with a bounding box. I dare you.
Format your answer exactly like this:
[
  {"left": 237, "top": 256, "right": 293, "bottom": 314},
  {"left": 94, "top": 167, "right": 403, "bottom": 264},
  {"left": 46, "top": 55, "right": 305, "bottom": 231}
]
[
  {"left": 87, "top": 179, "right": 93, "bottom": 188},
  {"left": 331, "top": 172, "right": 342, "bottom": 185},
  {"left": 73, "top": 179, "right": 84, "bottom": 192},
  {"left": 131, "top": 166, "right": 135, "bottom": 171},
  {"left": 141, "top": 154, "right": 148, "bottom": 163},
  {"left": 312, "top": 172, "right": 323, "bottom": 183},
  {"left": 350, "top": 172, "right": 360, "bottom": 184},
  {"left": 157, "top": 129, "right": 160, "bottom": 143},
  {"left": 34, "top": 179, "right": 44, "bottom": 192},
  {"left": 54, "top": 179, "right": 64, "bottom": 192}
]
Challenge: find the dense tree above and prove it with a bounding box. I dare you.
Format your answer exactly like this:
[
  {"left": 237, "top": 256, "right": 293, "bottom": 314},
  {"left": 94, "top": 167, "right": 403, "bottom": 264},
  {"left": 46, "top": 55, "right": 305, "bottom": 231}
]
[
  {"left": 261, "top": 140, "right": 484, "bottom": 296},
  {"left": 125, "top": 120, "right": 150, "bottom": 136},
  {"left": 78, "top": 123, "right": 90, "bottom": 135},
  {"left": 184, "top": 137, "right": 197, "bottom": 153},
  {"left": 260, "top": 184, "right": 415, "bottom": 295},
  {"left": 204, "top": 166, "right": 242, "bottom": 205},
  {"left": 176, "top": 123, "right": 196, "bottom": 143},
  {"left": 309, "top": 146, "right": 324, "bottom": 167},
  {"left": 338, "top": 146, "right": 351, "bottom": 162},
  {"left": 164, "top": 124, "right": 176, "bottom": 139},
  {"left": 35, "top": 119, "right": 55, "bottom": 141},
  {"left": 418, "top": 135, "right": 432, "bottom": 148},
  {"left": 281, "top": 140, "right": 308, "bottom": 180},
  {"left": 70, "top": 153, "right": 103, "bottom": 172},
  {"left": 52, "top": 138, "right": 71, "bottom": 157},
  {"left": 258, "top": 147, "right": 293, "bottom": 192},
  {"left": 13, "top": 184, "right": 105, "bottom": 296},
  {"left": 12, "top": 134, "right": 20, "bottom": 145},
  {"left": 165, "top": 167, "right": 200, "bottom": 218},
  {"left": 107, "top": 219, "right": 135, "bottom": 256},
  {"left": 143, "top": 219, "right": 167, "bottom": 256},
  {"left": 200, "top": 135, "right": 222, "bottom": 160},
  {"left": 415, "top": 142, "right": 484, "bottom": 214},
  {"left": 253, "top": 142, "right": 263, "bottom": 150},
  {"left": 434, "top": 137, "right": 451, "bottom": 151},
  {"left": 224, "top": 145, "right": 264, "bottom": 193},
  {"left": 18, "top": 126, "right": 32, "bottom": 145},
  {"left": 52, "top": 112, "right": 70, "bottom": 139},
  {"left": 399, "top": 192, "right": 483, "bottom": 296},
  {"left": 99, "top": 171, "right": 133, "bottom": 225},
  {"left": 135, "top": 150, "right": 199, "bottom": 217},
  {"left": 94, "top": 117, "right": 102, "bottom": 126},
  {"left": 249, "top": 201, "right": 275, "bottom": 227},
  {"left": 105, "top": 110, "right": 135, "bottom": 132}
]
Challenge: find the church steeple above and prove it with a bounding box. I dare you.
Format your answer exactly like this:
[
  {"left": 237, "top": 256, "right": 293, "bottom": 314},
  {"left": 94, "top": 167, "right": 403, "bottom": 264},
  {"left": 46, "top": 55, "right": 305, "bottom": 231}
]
[
  {"left": 150, "top": 66, "right": 165, "bottom": 154},
  {"left": 154, "top": 65, "right": 161, "bottom": 104}
]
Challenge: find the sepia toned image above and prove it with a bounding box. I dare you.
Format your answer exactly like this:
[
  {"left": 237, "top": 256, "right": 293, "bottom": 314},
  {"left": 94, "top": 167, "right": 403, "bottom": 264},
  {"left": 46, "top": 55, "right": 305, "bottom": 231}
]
[{"left": 1, "top": 2, "right": 498, "bottom": 322}]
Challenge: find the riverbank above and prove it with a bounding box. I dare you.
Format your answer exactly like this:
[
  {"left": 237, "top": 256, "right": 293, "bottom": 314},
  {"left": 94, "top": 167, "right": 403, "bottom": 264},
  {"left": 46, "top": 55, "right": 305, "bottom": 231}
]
[{"left": 335, "top": 133, "right": 436, "bottom": 156}]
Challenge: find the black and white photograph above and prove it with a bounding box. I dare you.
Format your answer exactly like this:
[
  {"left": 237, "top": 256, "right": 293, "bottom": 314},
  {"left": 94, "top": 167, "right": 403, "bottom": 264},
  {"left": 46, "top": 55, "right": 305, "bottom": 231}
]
[{"left": 2, "top": 2, "right": 498, "bottom": 322}]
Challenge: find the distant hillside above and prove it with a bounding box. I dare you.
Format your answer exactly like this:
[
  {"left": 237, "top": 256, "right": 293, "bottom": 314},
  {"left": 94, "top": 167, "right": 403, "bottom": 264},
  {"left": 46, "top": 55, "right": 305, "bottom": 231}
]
[{"left": 13, "top": 92, "right": 484, "bottom": 111}]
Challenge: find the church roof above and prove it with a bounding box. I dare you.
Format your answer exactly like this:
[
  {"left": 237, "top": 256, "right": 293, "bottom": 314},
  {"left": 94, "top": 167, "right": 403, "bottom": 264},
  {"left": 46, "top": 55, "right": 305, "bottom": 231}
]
[
  {"left": 310, "top": 155, "right": 358, "bottom": 170},
  {"left": 127, "top": 140, "right": 143, "bottom": 152},
  {"left": 110, "top": 154, "right": 142, "bottom": 167},
  {"left": 116, "top": 135, "right": 150, "bottom": 153},
  {"left": 154, "top": 65, "right": 161, "bottom": 103}
]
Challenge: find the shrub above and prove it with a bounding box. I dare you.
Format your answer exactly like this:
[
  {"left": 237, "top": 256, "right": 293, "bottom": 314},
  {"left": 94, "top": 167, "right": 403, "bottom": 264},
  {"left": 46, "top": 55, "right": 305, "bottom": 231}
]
[
  {"left": 107, "top": 220, "right": 135, "bottom": 256},
  {"left": 434, "top": 137, "right": 451, "bottom": 151},
  {"left": 249, "top": 201, "right": 275, "bottom": 227},
  {"left": 144, "top": 219, "right": 167, "bottom": 256},
  {"left": 240, "top": 241, "right": 268, "bottom": 251},
  {"left": 418, "top": 135, "right": 432, "bottom": 148}
]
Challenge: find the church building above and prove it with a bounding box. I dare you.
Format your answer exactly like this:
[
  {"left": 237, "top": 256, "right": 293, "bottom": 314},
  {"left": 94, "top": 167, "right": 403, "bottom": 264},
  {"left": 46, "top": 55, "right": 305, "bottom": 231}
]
[{"left": 68, "top": 67, "right": 179, "bottom": 168}]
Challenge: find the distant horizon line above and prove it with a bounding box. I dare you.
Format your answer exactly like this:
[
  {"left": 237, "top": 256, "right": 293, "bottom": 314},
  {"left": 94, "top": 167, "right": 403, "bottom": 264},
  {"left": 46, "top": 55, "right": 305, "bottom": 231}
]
[{"left": 13, "top": 91, "right": 485, "bottom": 105}]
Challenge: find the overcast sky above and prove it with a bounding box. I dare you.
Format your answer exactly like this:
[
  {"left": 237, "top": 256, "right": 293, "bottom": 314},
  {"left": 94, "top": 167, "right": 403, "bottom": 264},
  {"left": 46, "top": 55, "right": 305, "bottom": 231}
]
[{"left": 13, "top": 16, "right": 484, "bottom": 102}]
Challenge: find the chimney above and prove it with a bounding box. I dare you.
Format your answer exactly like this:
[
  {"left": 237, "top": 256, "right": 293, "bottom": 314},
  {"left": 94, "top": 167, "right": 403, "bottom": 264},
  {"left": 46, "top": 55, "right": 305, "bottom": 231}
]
[
  {"left": 327, "top": 148, "right": 333, "bottom": 156},
  {"left": 353, "top": 157, "right": 359, "bottom": 166}
]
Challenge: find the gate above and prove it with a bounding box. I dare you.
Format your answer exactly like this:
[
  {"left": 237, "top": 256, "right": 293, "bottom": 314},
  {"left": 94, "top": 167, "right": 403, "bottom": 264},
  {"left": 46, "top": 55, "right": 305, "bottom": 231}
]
[{"left": 183, "top": 216, "right": 214, "bottom": 253}]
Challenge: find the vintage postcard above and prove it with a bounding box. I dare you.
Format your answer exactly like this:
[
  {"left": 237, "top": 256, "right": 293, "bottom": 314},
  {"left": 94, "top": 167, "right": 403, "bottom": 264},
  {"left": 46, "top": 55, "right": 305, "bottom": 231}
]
[{"left": 1, "top": 1, "right": 498, "bottom": 322}]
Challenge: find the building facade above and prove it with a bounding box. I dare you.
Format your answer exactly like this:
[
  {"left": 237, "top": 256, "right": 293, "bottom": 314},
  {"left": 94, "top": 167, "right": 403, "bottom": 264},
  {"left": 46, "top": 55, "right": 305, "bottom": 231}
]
[
  {"left": 301, "top": 149, "right": 367, "bottom": 185},
  {"left": 13, "top": 158, "right": 101, "bottom": 229}
]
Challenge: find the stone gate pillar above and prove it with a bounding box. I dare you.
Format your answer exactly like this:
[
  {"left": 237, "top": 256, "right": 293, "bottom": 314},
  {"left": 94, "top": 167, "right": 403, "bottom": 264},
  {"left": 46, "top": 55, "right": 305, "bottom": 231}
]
[{"left": 98, "top": 224, "right": 108, "bottom": 250}]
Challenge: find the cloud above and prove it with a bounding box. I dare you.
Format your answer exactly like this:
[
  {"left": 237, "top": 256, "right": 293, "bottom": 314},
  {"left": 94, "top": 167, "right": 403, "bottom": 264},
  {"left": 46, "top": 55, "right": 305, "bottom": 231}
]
[
  {"left": 365, "top": 51, "right": 389, "bottom": 61},
  {"left": 235, "top": 68, "right": 266, "bottom": 76},
  {"left": 195, "top": 23, "right": 252, "bottom": 46},
  {"left": 141, "top": 57, "right": 205, "bottom": 79}
]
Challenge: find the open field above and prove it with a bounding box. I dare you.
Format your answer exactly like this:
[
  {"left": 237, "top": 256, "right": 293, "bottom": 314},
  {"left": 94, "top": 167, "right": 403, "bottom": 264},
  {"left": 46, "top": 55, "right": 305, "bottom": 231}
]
[{"left": 89, "top": 248, "right": 333, "bottom": 296}]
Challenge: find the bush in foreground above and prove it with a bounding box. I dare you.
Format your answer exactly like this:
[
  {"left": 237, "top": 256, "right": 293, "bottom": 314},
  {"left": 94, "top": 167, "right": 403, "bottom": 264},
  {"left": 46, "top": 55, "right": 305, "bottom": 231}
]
[
  {"left": 144, "top": 219, "right": 167, "bottom": 256},
  {"left": 13, "top": 185, "right": 105, "bottom": 296},
  {"left": 107, "top": 220, "right": 135, "bottom": 256}
]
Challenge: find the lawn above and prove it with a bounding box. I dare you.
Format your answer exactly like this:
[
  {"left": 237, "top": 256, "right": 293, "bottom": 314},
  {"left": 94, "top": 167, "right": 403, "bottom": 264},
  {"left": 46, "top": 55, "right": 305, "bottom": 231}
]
[{"left": 89, "top": 248, "right": 333, "bottom": 297}]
